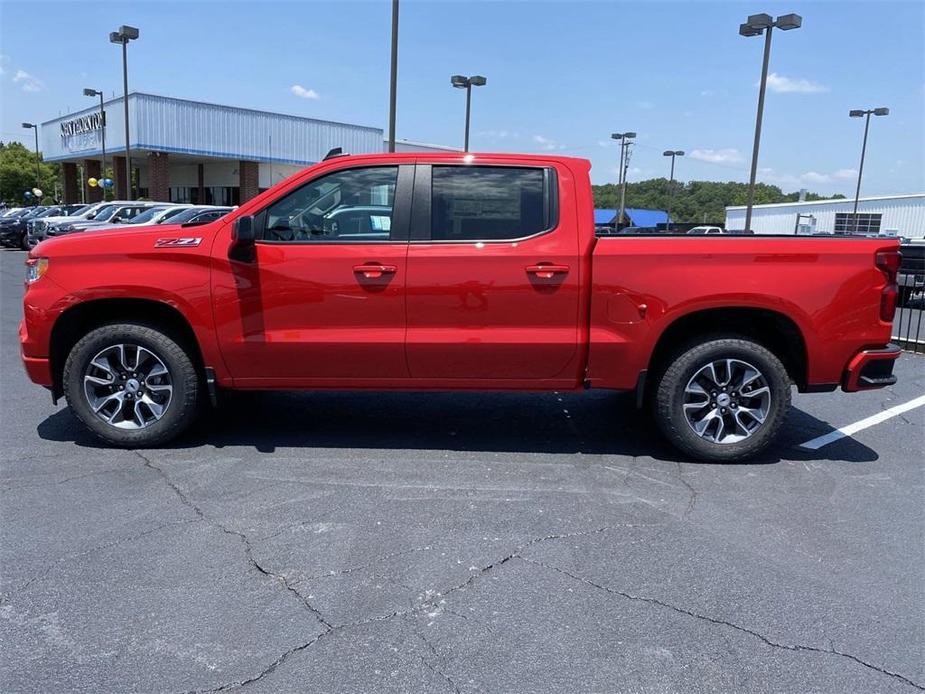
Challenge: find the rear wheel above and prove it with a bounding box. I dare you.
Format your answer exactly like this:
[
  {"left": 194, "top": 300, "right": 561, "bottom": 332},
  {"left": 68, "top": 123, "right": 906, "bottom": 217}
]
[
  {"left": 654, "top": 338, "right": 791, "bottom": 462},
  {"left": 63, "top": 323, "right": 201, "bottom": 447}
]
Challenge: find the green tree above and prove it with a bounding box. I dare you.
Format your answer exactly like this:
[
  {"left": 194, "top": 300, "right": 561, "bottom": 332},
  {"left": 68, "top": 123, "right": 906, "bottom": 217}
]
[
  {"left": 592, "top": 178, "right": 845, "bottom": 224},
  {"left": 0, "top": 141, "right": 60, "bottom": 206}
]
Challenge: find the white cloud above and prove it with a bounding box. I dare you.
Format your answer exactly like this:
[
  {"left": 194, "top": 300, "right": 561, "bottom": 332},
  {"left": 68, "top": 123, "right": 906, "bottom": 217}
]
[
  {"left": 13, "top": 69, "right": 44, "bottom": 92},
  {"left": 800, "top": 171, "right": 830, "bottom": 184},
  {"left": 290, "top": 84, "right": 319, "bottom": 99},
  {"left": 832, "top": 168, "right": 858, "bottom": 180},
  {"left": 532, "top": 134, "right": 564, "bottom": 151},
  {"left": 479, "top": 129, "right": 519, "bottom": 140},
  {"left": 636, "top": 100, "right": 655, "bottom": 110},
  {"left": 700, "top": 89, "right": 715, "bottom": 97},
  {"left": 689, "top": 148, "right": 745, "bottom": 164},
  {"left": 765, "top": 73, "right": 829, "bottom": 94},
  {"left": 0, "top": 54, "right": 9, "bottom": 75}
]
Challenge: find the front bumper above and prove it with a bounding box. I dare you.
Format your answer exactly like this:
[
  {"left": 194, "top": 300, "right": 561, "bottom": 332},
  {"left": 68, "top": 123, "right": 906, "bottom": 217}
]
[
  {"left": 842, "top": 344, "right": 901, "bottom": 392},
  {"left": 19, "top": 320, "right": 53, "bottom": 386}
]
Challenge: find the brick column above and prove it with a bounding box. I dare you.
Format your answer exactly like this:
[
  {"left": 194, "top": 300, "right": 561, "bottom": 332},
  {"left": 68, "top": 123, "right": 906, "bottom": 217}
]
[
  {"left": 112, "top": 155, "right": 128, "bottom": 200},
  {"left": 83, "top": 159, "right": 102, "bottom": 202},
  {"left": 147, "top": 151, "right": 170, "bottom": 202},
  {"left": 239, "top": 160, "right": 259, "bottom": 203},
  {"left": 62, "top": 163, "right": 79, "bottom": 204}
]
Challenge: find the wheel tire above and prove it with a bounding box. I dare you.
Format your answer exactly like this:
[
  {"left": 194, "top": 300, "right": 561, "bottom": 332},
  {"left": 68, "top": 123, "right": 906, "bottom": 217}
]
[
  {"left": 654, "top": 337, "right": 792, "bottom": 462},
  {"left": 63, "top": 323, "right": 201, "bottom": 447},
  {"left": 20, "top": 231, "right": 29, "bottom": 251}
]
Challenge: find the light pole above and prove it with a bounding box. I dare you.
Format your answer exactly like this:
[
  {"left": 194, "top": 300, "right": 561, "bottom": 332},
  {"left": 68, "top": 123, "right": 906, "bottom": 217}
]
[
  {"left": 451, "top": 74, "right": 487, "bottom": 152},
  {"left": 21, "top": 122, "right": 40, "bottom": 198},
  {"left": 110, "top": 24, "right": 139, "bottom": 199},
  {"left": 849, "top": 107, "right": 889, "bottom": 232},
  {"left": 739, "top": 12, "right": 802, "bottom": 232},
  {"left": 83, "top": 88, "right": 107, "bottom": 190},
  {"left": 387, "top": 0, "right": 398, "bottom": 153},
  {"left": 663, "top": 150, "right": 684, "bottom": 230},
  {"left": 611, "top": 132, "right": 636, "bottom": 227}
]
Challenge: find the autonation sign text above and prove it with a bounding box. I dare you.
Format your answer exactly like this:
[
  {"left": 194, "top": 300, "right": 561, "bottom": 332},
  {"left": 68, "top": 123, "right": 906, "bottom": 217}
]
[{"left": 60, "top": 112, "right": 105, "bottom": 138}]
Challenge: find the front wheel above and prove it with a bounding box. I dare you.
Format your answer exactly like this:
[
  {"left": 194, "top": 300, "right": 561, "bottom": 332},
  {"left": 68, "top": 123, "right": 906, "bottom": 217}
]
[
  {"left": 63, "top": 323, "right": 201, "bottom": 447},
  {"left": 654, "top": 338, "right": 791, "bottom": 462}
]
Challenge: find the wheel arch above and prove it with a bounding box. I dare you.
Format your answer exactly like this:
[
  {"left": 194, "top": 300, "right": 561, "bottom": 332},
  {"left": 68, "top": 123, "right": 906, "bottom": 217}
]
[
  {"left": 49, "top": 298, "right": 205, "bottom": 401},
  {"left": 647, "top": 307, "right": 809, "bottom": 391}
]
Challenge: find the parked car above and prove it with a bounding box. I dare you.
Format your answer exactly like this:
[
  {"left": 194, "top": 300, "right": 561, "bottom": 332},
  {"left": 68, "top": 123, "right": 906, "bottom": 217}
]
[
  {"left": 29, "top": 201, "right": 127, "bottom": 248},
  {"left": 1, "top": 207, "right": 25, "bottom": 218},
  {"left": 21, "top": 153, "right": 902, "bottom": 461},
  {"left": 687, "top": 226, "right": 726, "bottom": 235},
  {"left": 47, "top": 203, "right": 158, "bottom": 236},
  {"left": 898, "top": 239, "right": 924, "bottom": 306},
  {"left": 0, "top": 206, "right": 49, "bottom": 249},
  {"left": 152, "top": 205, "right": 234, "bottom": 226},
  {"left": 101, "top": 204, "right": 194, "bottom": 230}
]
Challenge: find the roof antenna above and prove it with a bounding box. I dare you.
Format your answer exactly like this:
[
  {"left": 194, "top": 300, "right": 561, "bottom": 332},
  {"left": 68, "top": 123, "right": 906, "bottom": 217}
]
[{"left": 324, "top": 147, "right": 346, "bottom": 160}]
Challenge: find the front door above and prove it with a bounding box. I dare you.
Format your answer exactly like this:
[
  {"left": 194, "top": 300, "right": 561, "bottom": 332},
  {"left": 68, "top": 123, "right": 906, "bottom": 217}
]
[
  {"left": 211, "top": 164, "right": 413, "bottom": 387},
  {"left": 404, "top": 163, "right": 582, "bottom": 384}
]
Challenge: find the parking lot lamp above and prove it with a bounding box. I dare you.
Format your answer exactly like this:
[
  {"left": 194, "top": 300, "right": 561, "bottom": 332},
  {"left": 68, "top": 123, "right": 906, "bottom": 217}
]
[
  {"left": 849, "top": 107, "right": 889, "bottom": 232},
  {"left": 387, "top": 0, "right": 398, "bottom": 153},
  {"left": 663, "top": 150, "right": 684, "bottom": 230},
  {"left": 22, "top": 122, "right": 40, "bottom": 194},
  {"left": 83, "top": 88, "right": 107, "bottom": 188},
  {"left": 739, "top": 12, "right": 802, "bottom": 232},
  {"left": 110, "top": 25, "right": 139, "bottom": 199},
  {"left": 451, "top": 74, "right": 487, "bottom": 152}
]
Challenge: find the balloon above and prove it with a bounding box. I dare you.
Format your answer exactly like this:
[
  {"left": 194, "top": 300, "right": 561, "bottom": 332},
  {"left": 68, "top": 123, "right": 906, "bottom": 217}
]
[
  {"left": 87, "top": 178, "right": 98, "bottom": 188},
  {"left": 32, "top": 188, "right": 42, "bottom": 197},
  {"left": 24, "top": 191, "right": 32, "bottom": 199},
  {"left": 102, "top": 178, "right": 113, "bottom": 188}
]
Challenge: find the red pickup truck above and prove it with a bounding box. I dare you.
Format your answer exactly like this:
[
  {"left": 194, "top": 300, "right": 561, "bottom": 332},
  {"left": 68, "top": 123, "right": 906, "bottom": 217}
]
[{"left": 20, "top": 153, "right": 901, "bottom": 461}]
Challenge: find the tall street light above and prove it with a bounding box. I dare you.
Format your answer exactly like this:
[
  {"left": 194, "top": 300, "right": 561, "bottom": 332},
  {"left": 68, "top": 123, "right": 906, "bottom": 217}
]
[
  {"left": 739, "top": 12, "right": 802, "bottom": 232},
  {"left": 451, "top": 74, "right": 487, "bottom": 152},
  {"left": 21, "top": 122, "right": 40, "bottom": 194},
  {"left": 611, "top": 132, "right": 636, "bottom": 227},
  {"left": 849, "top": 107, "right": 889, "bottom": 232},
  {"left": 387, "top": 0, "right": 399, "bottom": 153},
  {"left": 663, "top": 150, "right": 684, "bottom": 230},
  {"left": 110, "top": 24, "right": 139, "bottom": 199},
  {"left": 83, "top": 88, "right": 107, "bottom": 188}
]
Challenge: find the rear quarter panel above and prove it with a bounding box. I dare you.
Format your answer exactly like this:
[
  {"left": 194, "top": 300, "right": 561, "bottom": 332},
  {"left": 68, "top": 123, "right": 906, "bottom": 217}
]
[{"left": 588, "top": 236, "right": 898, "bottom": 389}]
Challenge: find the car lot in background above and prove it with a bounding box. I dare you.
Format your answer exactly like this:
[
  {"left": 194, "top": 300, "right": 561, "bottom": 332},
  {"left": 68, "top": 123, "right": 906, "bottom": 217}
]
[{"left": 0, "top": 246, "right": 922, "bottom": 692}]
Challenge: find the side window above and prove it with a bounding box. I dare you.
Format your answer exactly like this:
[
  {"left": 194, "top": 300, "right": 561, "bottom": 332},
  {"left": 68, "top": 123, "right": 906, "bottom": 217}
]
[
  {"left": 262, "top": 166, "right": 398, "bottom": 242},
  {"left": 431, "top": 166, "right": 551, "bottom": 241}
]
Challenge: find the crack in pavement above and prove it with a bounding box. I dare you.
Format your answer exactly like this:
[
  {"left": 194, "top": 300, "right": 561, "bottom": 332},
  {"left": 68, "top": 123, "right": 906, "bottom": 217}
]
[
  {"left": 674, "top": 462, "right": 698, "bottom": 517},
  {"left": 133, "top": 451, "right": 333, "bottom": 630},
  {"left": 521, "top": 556, "right": 924, "bottom": 692},
  {"left": 416, "top": 631, "right": 462, "bottom": 694},
  {"left": 4, "top": 518, "right": 200, "bottom": 598},
  {"left": 1, "top": 467, "right": 128, "bottom": 491}
]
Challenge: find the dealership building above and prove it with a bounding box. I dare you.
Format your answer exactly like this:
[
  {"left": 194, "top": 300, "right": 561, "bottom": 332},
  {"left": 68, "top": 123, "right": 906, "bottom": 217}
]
[
  {"left": 41, "top": 92, "right": 454, "bottom": 205},
  {"left": 725, "top": 193, "right": 925, "bottom": 238}
]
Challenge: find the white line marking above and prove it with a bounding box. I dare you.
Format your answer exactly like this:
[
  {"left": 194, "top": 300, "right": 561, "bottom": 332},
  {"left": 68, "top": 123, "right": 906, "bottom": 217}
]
[{"left": 799, "top": 394, "right": 925, "bottom": 450}]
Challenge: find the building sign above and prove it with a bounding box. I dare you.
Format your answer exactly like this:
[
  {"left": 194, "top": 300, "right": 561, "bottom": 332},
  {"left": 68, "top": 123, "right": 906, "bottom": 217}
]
[
  {"left": 59, "top": 111, "right": 105, "bottom": 153},
  {"left": 60, "top": 111, "right": 105, "bottom": 137}
]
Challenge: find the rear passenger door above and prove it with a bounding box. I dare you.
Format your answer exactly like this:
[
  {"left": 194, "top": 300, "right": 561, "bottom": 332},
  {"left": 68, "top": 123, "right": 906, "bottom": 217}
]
[{"left": 405, "top": 163, "right": 581, "bottom": 383}]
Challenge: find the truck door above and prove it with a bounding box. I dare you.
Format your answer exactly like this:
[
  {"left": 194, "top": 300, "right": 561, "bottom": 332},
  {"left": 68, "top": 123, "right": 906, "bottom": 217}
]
[
  {"left": 404, "top": 163, "right": 582, "bottom": 384},
  {"left": 211, "top": 164, "right": 413, "bottom": 386}
]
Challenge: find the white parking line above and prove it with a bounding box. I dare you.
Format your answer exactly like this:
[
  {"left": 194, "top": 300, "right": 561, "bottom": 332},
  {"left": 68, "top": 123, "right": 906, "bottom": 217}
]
[{"left": 799, "top": 393, "right": 925, "bottom": 450}]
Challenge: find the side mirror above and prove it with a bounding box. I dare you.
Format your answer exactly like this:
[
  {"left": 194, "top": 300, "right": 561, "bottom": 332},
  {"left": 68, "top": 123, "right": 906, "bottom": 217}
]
[{"left": 230, "top": 215, "right": 256, "bottom": 262}]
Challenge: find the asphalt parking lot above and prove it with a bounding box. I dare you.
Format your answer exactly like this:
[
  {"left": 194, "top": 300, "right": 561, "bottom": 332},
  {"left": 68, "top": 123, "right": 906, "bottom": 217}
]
[{"left": 1, "top": 247, "right": 923, "bottom": 694}]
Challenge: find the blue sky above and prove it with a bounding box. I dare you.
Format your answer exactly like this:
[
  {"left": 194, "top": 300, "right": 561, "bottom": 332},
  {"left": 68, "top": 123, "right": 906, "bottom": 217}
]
[{"left": 1, "top": 0, "right": 922, "bottom": 194}]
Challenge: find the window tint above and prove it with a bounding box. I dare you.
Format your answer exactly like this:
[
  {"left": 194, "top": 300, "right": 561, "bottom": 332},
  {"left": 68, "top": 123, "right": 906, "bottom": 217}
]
[
  {"left": 262, "top": 166, "right": 398, "bottom": 242},
  {"left": 431, "top": 166, "right": 549, "bottom": 241}
]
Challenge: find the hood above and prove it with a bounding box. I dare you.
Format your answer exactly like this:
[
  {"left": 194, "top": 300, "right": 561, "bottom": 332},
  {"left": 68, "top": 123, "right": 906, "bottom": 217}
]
[{"left": 33, "top": 221, "right": 220, "bottom": 257}]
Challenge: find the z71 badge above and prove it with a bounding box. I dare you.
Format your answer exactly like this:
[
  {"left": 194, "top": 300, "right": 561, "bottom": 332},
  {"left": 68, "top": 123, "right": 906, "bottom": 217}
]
[{"left": 154, "top": 237, "right": 203, "bottom": 248}]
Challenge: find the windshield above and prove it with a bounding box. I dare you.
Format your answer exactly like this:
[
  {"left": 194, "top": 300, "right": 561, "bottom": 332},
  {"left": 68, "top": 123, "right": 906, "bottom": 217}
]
[
  {"left": 35, "top": 207, "right": 62, "bottom": 218},
  {"left": 157, "top": 207, "right": 192, "bottom": 223},
  {"left": 66, "top": 204, "right": 93, "bottom": 216},
  {"left": 86, "top": 204, "right": 117, "bottom": 221},
  {"left": 167, "top": 207, "right": 230, "bottom": 223},
  {"left": 22, "top": 207, "right": 47, "bottom": 219},
  {"left": 125, "top": 206, "right": 172, "bottom": 225}
]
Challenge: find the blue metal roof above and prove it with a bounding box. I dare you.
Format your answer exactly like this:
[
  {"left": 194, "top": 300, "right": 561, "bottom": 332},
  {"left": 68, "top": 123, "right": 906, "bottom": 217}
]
[
  {"left": 594, "top": 209, "right": 617, "bottom": 225},
  {"left": 594, "top": 208, "right": 669, "bottom": 227}
]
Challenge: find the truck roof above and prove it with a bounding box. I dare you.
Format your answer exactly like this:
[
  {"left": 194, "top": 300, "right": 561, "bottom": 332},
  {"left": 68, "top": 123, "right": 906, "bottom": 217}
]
[{"left": 327, "top": 151, "right": 591, "bottom": 167}]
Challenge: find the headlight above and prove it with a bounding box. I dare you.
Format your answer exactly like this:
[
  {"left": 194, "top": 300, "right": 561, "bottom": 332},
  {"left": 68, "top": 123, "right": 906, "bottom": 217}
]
[{"left": 25, "top": 257, "right": 49, "bottom": 284}]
